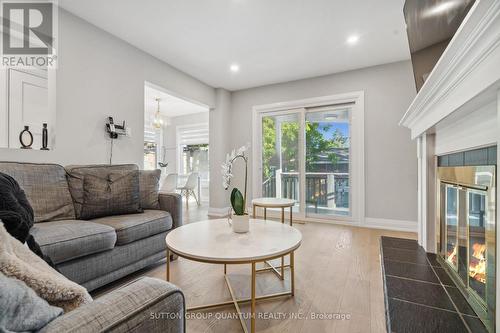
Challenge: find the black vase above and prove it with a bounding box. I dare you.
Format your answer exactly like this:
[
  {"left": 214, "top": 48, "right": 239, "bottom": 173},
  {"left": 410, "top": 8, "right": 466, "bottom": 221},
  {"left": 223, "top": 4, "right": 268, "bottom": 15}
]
[
  {"left": 41, "top": 123, "right": 49, "bottom": 150},
  {"left": 19, "top": 126, "right": 33, "bottom": 149}
]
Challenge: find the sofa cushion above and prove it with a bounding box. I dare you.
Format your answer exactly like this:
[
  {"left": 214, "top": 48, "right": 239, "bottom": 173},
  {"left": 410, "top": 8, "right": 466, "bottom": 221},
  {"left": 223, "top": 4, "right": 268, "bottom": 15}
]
[
  {"left": 139, "top": 169, "right": 161, "bottom": 209},
  {"left": 65, "top": 164, "right": 138, "bottom": 219},
  {"left": 0, "top": 162, "right": 75, "bottom": 222},
  {"left": 80, "top": 171, "right": 142, "bottom": 219},
  {"left": 30, "top": 220, "right": 117, "bottom": 264},
  {"left": 90, "top": 210, "right": 172, "bottom": 245},
  {"left": 0, "top": 223, "right": 92, "bottom": 313}
]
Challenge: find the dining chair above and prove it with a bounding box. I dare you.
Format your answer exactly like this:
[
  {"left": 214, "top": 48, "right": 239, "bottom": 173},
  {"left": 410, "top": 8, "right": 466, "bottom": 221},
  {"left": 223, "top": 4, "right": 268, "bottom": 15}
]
[
  {"left": 177, "top": 172, "right": 200, "bottom": 206},
  {"left": 160, "top": 173, "right": 178, "bottom": 193}
]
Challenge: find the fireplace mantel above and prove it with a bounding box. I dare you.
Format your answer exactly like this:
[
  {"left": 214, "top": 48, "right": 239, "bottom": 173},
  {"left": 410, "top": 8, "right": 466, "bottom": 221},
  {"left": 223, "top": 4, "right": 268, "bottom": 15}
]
[
  {"left": 400, "top": 1, "right": 500, "bottom": 331},
  {"left": 400, "top": 0, "right": 500, "bottom": 139}
]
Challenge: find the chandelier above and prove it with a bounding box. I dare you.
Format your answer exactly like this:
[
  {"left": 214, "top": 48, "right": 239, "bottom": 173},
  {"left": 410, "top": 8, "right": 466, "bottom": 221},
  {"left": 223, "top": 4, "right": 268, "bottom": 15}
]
[{"left": 153, "top": 98, "right": 164, "bottom": 129}]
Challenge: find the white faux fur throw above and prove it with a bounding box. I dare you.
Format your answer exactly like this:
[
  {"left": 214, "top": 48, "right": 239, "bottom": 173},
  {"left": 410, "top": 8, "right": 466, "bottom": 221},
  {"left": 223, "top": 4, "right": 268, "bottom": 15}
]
[{"left": 0, "top": 223, "right": 92, "bottom": 312}]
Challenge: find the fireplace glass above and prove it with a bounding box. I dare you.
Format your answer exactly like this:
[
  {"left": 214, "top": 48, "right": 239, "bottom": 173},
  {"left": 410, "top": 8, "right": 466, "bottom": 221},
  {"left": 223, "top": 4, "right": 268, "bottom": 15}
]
[
  {"left": 468, "top": 191, "right": 487, "bottom": 301},
  {"left": 445, "top": 186, "right": 458, "bottom": 268},
  {"left": 438, "top": 164, "right": 495, "bottom": 332}
]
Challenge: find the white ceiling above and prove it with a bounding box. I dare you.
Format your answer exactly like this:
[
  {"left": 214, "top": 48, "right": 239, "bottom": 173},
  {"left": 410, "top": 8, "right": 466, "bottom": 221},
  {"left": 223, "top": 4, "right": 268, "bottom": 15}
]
[
  {"left": 144, "top": 85, "right": 208, "bottom": 118},
  {"left": 60, "top": 0, "right": 411, "bottom": 91}
]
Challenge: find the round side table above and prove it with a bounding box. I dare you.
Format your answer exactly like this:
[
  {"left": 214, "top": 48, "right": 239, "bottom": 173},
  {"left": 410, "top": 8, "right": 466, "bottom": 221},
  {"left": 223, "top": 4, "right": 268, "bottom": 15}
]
[
  {"left": 251, "top": 197, "right": 296, "bottom": 280},
  {"left": 252, "top": 197, "right": 295, "bottom": 225}
]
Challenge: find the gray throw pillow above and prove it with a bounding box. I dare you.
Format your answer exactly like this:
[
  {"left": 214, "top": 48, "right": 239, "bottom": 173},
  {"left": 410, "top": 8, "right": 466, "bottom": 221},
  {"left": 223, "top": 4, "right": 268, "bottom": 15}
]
[
  {"left": 139, "top": 170, "right": 161, "bottom": 209},
  {"left": 0, "top": 272, "right": 63, "bottom": 332},
  {"left": 80, "top": 171, "right": 143, "bottom": 219}
]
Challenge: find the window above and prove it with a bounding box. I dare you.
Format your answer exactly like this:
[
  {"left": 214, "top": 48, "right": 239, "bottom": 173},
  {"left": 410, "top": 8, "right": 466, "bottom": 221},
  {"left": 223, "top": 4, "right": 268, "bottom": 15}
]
[{"left": 253, "top": 92, "right": 364, "bottom": 223}]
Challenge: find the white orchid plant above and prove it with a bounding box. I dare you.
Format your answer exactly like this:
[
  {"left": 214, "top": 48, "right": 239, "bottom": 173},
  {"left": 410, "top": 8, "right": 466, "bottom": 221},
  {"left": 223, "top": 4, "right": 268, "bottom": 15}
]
[{"left": 221, "top": 144, "right": 250, "bottom": 216}]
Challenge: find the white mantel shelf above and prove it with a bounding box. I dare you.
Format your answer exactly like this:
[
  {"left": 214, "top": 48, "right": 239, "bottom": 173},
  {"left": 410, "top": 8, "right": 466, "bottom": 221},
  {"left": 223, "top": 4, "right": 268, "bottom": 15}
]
[
  {"left": 399, "top": 2, "right": 500, "bottom": 331},
  {"left": 400, "top": 0, "right": 500, "bottom": 139}
]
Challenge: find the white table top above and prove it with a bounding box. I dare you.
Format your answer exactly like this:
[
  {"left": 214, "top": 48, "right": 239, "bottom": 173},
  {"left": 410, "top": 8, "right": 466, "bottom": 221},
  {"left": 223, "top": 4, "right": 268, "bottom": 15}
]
[
  {"left": 165, "top": 219, "right": 302, "bottom": 263},
  {"left": 252, "top": 197, "right": 296, "bottom": 207}
]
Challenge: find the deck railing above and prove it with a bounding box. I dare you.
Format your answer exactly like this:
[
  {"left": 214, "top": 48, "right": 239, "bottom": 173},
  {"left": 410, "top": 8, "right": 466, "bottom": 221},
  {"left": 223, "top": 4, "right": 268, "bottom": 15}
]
[{"left": 262, "top": 171, "right": 349, "bottom": 208}]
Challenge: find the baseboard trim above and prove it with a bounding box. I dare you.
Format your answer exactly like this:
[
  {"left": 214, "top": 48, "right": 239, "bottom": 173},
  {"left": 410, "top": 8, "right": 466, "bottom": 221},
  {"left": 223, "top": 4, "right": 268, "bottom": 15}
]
[
  {"left": 208, "top": 207, "right": 231, "bottom": 217},
  {"left": 364, "top": 217, "right": 418, "bottom": 232},
  {"left": 208, "top": 208, "right": 417, "bottom": 232}
]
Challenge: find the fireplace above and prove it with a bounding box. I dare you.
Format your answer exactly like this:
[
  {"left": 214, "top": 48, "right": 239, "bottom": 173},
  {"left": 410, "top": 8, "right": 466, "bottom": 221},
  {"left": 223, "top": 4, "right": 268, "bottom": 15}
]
[{"left": 437, "top": 164, "right": 496, "bottom": 331}]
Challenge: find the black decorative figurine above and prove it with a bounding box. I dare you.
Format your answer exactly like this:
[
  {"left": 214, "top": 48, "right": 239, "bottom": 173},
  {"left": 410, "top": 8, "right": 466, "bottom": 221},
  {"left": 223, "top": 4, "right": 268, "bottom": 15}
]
[
  {"left": 19, "top": 126, "right": 33, "bottom": 149},
  {"left": 41, "top": 123, "right": 49, "bottom": 150}
]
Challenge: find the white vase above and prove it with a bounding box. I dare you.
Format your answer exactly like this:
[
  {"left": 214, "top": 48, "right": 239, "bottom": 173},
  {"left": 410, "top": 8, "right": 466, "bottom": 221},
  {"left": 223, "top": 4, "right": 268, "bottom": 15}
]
[{"left": 231, "top": 214, "right": 249, "bottom": 233}]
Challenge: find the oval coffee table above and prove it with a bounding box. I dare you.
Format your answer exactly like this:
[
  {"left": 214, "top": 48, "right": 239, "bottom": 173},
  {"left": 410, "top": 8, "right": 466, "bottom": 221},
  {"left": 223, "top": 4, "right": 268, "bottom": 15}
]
[{"left": 165, "top": 218, "right": 302, "bottom": 333}]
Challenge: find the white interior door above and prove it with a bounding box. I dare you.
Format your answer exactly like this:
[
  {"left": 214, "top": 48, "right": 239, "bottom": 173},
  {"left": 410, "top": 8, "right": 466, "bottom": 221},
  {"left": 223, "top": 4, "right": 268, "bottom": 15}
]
[{"left": 8, "top": 68, "right": 51, "bottom": 149}]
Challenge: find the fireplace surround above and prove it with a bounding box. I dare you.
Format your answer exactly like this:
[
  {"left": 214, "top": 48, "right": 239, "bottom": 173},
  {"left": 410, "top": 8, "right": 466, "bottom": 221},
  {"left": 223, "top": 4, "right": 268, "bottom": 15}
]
[{"left": 437, "top": 161, "right": 496, "bottom": 332}]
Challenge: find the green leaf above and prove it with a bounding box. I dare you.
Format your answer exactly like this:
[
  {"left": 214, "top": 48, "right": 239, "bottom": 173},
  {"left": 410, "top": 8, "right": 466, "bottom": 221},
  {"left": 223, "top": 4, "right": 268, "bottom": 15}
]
[{"left": 230, "top": 188, "right": 245, "bottom": 215}]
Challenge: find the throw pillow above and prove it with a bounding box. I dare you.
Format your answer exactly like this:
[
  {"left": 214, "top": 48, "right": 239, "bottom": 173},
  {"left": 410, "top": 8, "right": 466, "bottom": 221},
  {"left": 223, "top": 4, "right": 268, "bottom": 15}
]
[
  {"left": 0, "top": 272, "right": 63, "bottom": 332},
  {"left": 80, "top": 171, "right": 143, "bottom": 219},
  {"left": 0, "top": 222, "right": 92, "bottom": 313},
  {"left": 139, "top": 169, "right": 161, "bottom": 209},
  {"left": 65, "top": 164, "right": 138, "bottom": 219}
]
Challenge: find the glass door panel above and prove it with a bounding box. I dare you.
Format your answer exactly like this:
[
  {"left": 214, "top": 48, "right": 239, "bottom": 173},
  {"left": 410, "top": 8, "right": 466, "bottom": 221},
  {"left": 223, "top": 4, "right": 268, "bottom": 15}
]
[
  {"left": 445, "top": 185, "right": 458, "bottom": 269},
  {"left": 468, "top": 190, "right": 487, "bottom": 301},
  {"left": 261, "top": 112, "right": 300, "bottom": 212},
  {"left": 305, "top": 108, "right": 350, "bottom": 217}
]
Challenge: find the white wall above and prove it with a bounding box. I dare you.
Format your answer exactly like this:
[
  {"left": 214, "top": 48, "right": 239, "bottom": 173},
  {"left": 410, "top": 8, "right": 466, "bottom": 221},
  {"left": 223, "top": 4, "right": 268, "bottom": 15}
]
[
  {"left": 0, "top": 9, "right": 215, "bottom": 165},
  {"left": 228, "top": 61, "right": 418, "bottom": 222},
  {"left": 209, "top": 88, "right": 232, "bottom": 212},
  {"left": 435, "top": 101, "right": 497, "bottom": 155}
]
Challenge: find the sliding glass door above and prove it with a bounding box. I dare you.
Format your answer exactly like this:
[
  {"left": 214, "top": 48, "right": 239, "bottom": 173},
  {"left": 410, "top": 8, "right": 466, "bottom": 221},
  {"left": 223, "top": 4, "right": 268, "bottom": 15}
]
[
  {"left": 261, "top": 111, "right": 301, "bottom": 212},
  {"left": 305, "top": 107, "right": 350, "bottom": 218},
  {"left": 258, "top": 105, "right": 352, "bottom": 220}
]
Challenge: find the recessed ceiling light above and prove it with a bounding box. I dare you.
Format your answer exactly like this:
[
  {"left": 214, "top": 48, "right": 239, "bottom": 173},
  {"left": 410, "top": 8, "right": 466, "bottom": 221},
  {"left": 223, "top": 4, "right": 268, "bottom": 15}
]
[
  {"left": 346, "top": 35, "right": 360, "bottom": 45},
  {"left": 423, "top": 1, "right": 460, "bottom": 18},
  {"left": 230, "top": 64, "right": 240, "bottom": 73}
]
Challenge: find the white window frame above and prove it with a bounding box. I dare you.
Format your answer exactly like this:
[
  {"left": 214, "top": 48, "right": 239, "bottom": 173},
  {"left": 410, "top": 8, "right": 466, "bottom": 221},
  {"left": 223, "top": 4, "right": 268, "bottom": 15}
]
[{"left": 252, "top": 91, "right": 365, "bottom": 225}]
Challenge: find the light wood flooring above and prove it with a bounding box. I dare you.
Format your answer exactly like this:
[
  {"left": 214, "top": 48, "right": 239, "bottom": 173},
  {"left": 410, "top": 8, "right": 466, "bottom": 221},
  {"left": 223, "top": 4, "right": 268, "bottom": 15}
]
[{"left": 95, "top": 203, "right": 416, "bottom": 333}]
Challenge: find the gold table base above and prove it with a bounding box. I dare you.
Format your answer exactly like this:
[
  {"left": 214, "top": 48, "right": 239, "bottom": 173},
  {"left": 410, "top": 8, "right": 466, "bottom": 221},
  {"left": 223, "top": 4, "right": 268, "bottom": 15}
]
[{"left": 166, "top": 249, "right": 295, "bottom": 333}]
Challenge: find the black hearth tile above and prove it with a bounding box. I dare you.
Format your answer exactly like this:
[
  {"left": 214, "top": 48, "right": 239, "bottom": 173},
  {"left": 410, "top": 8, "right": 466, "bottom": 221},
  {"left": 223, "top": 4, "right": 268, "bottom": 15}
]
[
  {"left": 434, "top": 267, "right": 456, "bottom": 287},
  {"left": 382, "top": 247, "right": 429, "bottom": 266},
  {"left": 384, "top": 259, "right": 439, "bottom": 284},
  {"left": 388, "top": 298, "right": 468, "bottom": 333},
  {"left": 381, "top": 236, "right": 419, "bottom": 250},
  {"left": 445, "top": 287, "right": 478, "bottom": 316},
  {"left": 386, "top": 276, "right": 456, "bottom": 311},
  {"left": 463, "top": 315, "right": 488, "bottom": 333},
  {"left": 426, "top": 252, "right": 442, "bottom": 267}
]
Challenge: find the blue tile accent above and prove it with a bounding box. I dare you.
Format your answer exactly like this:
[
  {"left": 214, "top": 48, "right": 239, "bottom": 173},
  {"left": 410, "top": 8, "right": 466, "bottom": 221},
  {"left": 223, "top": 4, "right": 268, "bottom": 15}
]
[
  {"left": 465, "top": 149, "right": 488, "bottom": 166},
  {"left": 488, "top": 146, "right": 497, "bottom": 165},
  {"left": 448, "top": 152, "right": 465, "bottom": 166},
  {"left": 438, "top": 155, "right": 449, "bottom": 167},
  {"left": 439, "top": 146, "right": 496, "bottom": 167}
]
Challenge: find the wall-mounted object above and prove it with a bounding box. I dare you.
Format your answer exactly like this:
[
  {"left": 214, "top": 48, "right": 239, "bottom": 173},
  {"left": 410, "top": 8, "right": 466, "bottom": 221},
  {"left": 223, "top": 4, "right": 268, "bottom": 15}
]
[
  {"left": 404, "top": 0, "right": 475, "bottom": 91},
  {"left": 41, "top": 123, "right": 49, "bottom": 150},
  {"left": 19, "top": 126, "right": 33, "bottom": 149},
  {"left": 105, "top": 116, "right": 127, "bottom": 138}
]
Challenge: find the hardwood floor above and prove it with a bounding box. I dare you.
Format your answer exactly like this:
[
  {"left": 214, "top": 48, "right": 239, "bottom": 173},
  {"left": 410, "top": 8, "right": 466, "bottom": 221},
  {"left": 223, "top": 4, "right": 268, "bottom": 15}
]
[{"left": 94, "top": 204, "right": 416, "bottom": 333}]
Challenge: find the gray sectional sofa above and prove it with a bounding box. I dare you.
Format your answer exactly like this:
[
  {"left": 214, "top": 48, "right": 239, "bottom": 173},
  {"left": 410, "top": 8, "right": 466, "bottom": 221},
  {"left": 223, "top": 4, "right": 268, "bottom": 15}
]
[
  {"left": 0, "top": 162, "right": 181, "bottom": 291},
  {"left": 0, "top": 162, "right": 185, "bottom": 332}
]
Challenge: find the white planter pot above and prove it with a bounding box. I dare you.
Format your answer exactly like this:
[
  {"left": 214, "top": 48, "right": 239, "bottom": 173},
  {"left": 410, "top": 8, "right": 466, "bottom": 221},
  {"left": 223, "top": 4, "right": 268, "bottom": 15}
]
[{"left": 231, "top": 214, "right": 249, "bottom": 233}]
